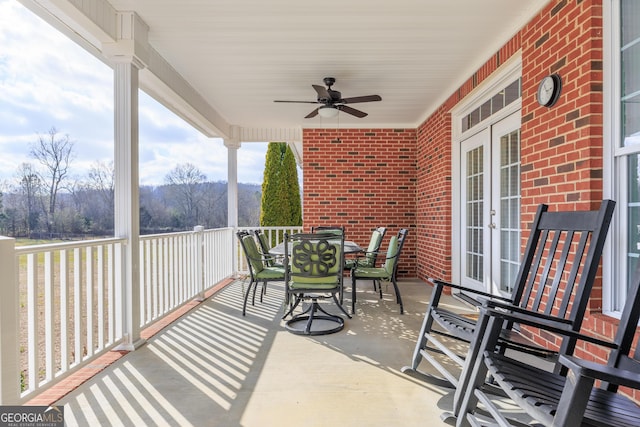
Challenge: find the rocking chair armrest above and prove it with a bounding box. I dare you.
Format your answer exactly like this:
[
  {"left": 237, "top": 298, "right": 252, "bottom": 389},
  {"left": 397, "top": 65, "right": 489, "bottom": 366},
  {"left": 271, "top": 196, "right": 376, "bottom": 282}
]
[
  {"left": 428, "top": 278, "right": 513, "bottom": 304},
  {"left": 559, "top": 355, "right": 640, "bottom": 389},
  {"left": 483, "top": 306, "right": 618, "bottom": 349},
  {"left": 483, "top": 300, "right": 575, "bottom": 326}
]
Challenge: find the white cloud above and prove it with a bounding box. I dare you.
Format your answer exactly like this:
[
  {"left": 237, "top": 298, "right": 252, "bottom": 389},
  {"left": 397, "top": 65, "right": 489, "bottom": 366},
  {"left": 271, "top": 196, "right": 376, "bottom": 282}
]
[{"left": 0, "top": 0, "right": 268, "bottom": 187}]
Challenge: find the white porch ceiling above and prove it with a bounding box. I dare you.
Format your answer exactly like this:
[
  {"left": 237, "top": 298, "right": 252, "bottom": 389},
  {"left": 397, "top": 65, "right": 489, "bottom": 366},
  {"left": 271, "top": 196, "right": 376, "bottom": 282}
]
[{"left": 26, "top": 0, "right": 549, "bottom": 139}]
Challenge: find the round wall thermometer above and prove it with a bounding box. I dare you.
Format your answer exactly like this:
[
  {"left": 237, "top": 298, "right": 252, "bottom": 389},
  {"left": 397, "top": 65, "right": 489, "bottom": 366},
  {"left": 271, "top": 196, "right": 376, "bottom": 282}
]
[{"left": 537, "top": 73, "right": 562, "bottom": 107}]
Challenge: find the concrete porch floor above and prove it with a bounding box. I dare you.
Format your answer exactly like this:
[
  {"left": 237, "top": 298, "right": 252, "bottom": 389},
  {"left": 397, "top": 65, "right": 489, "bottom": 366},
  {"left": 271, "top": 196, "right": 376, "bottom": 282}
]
[{"left": 55, "top": 278, "right": 507, "bottom": 426}]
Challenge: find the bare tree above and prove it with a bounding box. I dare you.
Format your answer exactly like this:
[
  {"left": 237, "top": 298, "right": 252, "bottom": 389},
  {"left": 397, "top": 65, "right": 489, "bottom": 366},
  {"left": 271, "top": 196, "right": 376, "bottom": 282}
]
[
  {"left": 15, "top": 163, "right": 43, "bottom": 235},
  {"left": 30, "top": 127, "right": 74, "bottom": 232},
  {"left": 164, "top": 163, "right": 207, "bottom": 228}
]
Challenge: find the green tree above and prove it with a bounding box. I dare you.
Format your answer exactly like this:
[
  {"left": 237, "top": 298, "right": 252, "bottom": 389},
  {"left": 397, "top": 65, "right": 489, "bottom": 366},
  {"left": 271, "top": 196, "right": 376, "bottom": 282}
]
[
  {"left": 282, "top": 145, "right": 302, "bottom": 225},
  {"left": 260, "top": 143, "right": 302, "bottom": 234}
]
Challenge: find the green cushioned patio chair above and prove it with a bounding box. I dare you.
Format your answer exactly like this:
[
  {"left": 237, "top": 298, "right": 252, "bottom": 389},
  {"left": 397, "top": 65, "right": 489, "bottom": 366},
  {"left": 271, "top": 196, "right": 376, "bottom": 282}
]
[
  {"left": 254, "top": 229, "right": 284, "bottom": 267},
  {"left": 282, "top": 232, "right": 351, "bottom": 335},
  {"left": 344, "top": 226, "right": 386, "bottom": 270},
  {"left": 350, "top": 228, "right": 408, "bottom": 315},
  {"left": 237, "top": 231, "right": 286, "bottom": 316}
]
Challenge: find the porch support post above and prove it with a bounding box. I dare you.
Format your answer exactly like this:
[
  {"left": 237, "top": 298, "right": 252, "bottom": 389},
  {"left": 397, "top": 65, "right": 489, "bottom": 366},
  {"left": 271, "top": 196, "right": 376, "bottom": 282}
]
[
  {"left": 113, "top": 59, "right": 145, "bottom": 351},
  {"left": 106, "top": 11, "right": 150, "bottom": 351},
  {"left": 0, "top": 237, "right": 19, "bottom": 404},
  {"left": 225, "top": 132, "right": 241, "bottom": 229},
  {"left": 224, "top": 132, "right": 241, "bottom": 276}
]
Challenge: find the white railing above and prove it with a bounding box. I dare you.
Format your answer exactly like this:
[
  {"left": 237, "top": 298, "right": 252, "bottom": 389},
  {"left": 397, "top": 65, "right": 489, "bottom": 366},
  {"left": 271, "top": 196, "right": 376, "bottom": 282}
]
[
  {"left": 0, "top": 225, "right": 290, "bottom": 404},
  {"left": 235, "top": 226, "right": 304, "bottom": 273},
  {"left": 0, "top": 226, "right": 238, "bottom": 404},
  {"left": 139, "top": 227, "right": 234, "bottom": 328},
  {"left": 11, "top": 237, "right": 126, "bottom": 403}
]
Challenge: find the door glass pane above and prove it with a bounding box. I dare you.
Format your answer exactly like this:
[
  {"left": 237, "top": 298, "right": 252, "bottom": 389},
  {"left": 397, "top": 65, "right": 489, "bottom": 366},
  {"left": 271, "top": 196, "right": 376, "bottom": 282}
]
[
  {"left": 466, "top": 147, "right": 484, "bottom": 281},
  {"left": 499, "top": 130, "right": 521, "bottom": 293},
  {"left": 621, "top": 1, "right": 640, "bottom": 305},
  {"left": 621, "top": 0, "right": 640, "bottom": 147},
  {"left": 627, "top": 154, "right": 640, "bottom": 293}
]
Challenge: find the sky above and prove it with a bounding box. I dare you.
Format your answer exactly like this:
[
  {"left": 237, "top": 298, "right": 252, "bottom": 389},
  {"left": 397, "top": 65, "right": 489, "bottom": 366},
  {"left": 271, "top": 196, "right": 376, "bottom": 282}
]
[{"left": 0, "top": 0, "right": 269, "bottom": 189}]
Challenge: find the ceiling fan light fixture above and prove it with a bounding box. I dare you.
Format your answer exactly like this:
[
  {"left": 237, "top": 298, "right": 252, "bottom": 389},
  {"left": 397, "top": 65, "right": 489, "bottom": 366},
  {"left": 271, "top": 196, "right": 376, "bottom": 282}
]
[{"left": 318, "top": 106, "right": 339, "bottom": 118}]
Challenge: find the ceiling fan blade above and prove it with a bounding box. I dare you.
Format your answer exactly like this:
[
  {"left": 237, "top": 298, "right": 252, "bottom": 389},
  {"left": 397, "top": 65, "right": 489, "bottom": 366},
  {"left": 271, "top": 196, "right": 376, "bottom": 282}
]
[
  {"left": 305, "top": 108, "right": 319, "bottom": 118},
  {"left": 339, "top": 105, "right": 368, "bottom": 118},
  {"left": 274, "top": 100, "right": 319, "bottom": 104},
  {"left": 340, "top": 95, "right": 382, "bottom": 104},
  {"left": 312, "top": 84, "right": 331, "bottom": 101}
]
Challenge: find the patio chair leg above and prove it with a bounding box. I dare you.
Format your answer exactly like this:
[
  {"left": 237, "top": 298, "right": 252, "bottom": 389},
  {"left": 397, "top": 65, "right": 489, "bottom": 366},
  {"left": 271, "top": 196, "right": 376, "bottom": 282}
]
[
  {"left": 392, "top": 279, "right": 403, "bottom": 314},
  {"left": 259, "top": 281, "right": 267, "bottom": 303},
  {"left": 282, "top": 294, "right": 302, "bottom": 319},
  {"left": 332, "top": 293, "right": 352, "bottom": 319},
  {"left": 351, "top": 273, "right": 357, "bottom": 315},
  {"left": 242, "top": 280, "right": 256, "bottom": 316},
  {"left": 251, "top": 281, "right": 259, "bottom": 306}
]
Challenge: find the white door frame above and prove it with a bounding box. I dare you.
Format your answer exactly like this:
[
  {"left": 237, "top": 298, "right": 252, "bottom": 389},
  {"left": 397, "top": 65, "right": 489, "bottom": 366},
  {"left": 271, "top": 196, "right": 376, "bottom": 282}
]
[{"left": 451, "top": 54, "right": 522, "bottom": 288}]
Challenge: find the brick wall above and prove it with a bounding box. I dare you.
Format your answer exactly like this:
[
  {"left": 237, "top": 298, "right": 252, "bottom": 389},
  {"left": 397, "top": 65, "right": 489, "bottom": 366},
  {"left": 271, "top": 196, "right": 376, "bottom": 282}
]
[
  {"left": 413, "top": 0, "right": 637, "bottom": 401},
  {"left": 301, "top": 128, "right": 417, "bottom": 276},
  {"left": 414, "top": 33, "right": 522, "bottom": 284},
  {"left": 520, "top": 0, "right": 606, "bottom": 310}
]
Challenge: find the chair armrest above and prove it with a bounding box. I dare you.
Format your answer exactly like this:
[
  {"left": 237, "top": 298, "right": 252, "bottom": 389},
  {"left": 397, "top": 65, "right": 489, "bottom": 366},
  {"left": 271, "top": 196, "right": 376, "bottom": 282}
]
[
  {"left": 248, "top": 252, "right": 279, "bottom": 263},
  {"left": 352, "top": 250, "right": 380, "bottom": 260},
  {"left": 483, "top": 306, "right": 617, "bottom": 349},
  {"left": 483, "top": 300, "right": 574, "bottom": 326},
  {"left": 429, "top": 278, "right": 513, "bottom": 304},
  {"left": 559, "top": 355, "right": 640, "bottom": 389}
]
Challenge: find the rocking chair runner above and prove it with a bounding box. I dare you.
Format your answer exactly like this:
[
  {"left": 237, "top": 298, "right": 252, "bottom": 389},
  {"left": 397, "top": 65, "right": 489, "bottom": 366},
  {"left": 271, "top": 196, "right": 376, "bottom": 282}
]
[
  {"left": 401, "top": 200, "right": 616, "bottom": 407},
  {"left": 457, "top": 266, "right": 640, "bottom": 427}
]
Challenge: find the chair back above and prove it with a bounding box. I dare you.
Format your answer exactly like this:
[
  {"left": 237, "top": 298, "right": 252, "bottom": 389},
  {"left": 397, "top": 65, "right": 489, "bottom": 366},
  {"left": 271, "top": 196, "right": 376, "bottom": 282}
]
[
  {"left": 362, "top": 227, "right": 386, "bottom": 268},
  {"left": 237, "top": 232, "right": 264, "bottom": 275},
  {"left": 254, "top": 230, "right": 271, "bottom": 253},
  {"left": 383, "top": 228, "right": 408, "bottom": 277},
  {"left": 254, "top": 229, "right": 277, "bottom": 266},
  {"left": 509, "top": 200, "right": 615, "bottom": 354},
  {"left": 285, "top": 233, "right": 344, "bottom": 287},
  {"left": 311, "top": 226, "right": 345, "bottom": 237}
]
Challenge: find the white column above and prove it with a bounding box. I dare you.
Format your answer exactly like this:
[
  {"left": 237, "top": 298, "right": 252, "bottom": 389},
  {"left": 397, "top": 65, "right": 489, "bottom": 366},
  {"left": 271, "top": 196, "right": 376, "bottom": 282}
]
[
  {"left": 113, "top": 60, "right": 144, "bottom": 351},
  {"left": 0, "top": 237, "right": 19, "bottom": 404},
  {"left": 224, "top": 137, "right": 241, "bottom": 229},
  {"left": 224, "top": 136, "right": 240, "bottom": 277}
]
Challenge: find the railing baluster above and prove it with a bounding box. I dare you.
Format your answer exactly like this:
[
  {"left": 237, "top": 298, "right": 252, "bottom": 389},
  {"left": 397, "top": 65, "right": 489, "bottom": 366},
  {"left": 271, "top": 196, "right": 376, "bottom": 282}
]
[
  {"left": 86, "top": 246, "right": 94, "bottom": 358},
  {"left": 27, "top": 253, "right": 38, "bottom": 393},
  {"left": 60, "top": 249, "right": 70, "bottom": 372},
  {"left": 0, "top": 237, "right": 19, "bottom": 404},
  {"left": 107, "top": 244, "right": 115, "bottom": 344},
  {"left": 73, "top": 247, "right": 82, "bottom": 365},
  {"left": 44, "top": 251, "right": 54, "bottom": 383},
  {"left": 97, "top": 245, "right": 105, "bottom": 351}
]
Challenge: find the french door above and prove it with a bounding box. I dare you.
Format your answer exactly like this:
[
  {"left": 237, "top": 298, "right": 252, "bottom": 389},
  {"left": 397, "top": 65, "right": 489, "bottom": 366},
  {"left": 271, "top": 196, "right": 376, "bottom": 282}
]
[{"left": 460, "top": 112, "right": 521, "bottom": 296}]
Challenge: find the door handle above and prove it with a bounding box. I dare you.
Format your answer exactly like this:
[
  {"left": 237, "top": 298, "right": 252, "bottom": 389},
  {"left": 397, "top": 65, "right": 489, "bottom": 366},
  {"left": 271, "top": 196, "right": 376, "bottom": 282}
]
[{"left": 488, "top": 209, "right": 496, "bottom": 229}]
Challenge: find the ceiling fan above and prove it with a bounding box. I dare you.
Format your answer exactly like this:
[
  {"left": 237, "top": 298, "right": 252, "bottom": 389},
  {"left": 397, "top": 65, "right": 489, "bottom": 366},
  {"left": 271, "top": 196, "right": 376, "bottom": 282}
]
[{"left": 274, "top": 77, "right": 382, "bottom": 118}]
